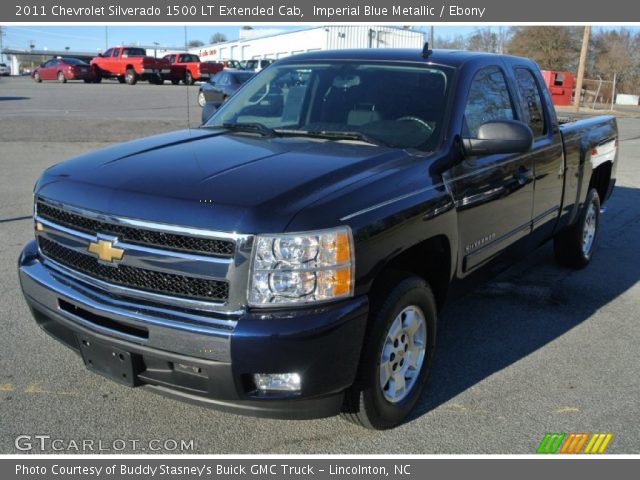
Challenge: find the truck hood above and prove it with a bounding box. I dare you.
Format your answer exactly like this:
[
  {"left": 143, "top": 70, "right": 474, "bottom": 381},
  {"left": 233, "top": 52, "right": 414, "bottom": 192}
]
[{"left": 36, "top": 129, "right": 410, "bottom": 233}]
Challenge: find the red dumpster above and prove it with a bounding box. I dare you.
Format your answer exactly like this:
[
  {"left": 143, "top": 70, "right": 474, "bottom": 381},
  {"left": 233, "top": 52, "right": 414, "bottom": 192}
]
[{"left": 541, "top": 70, "right": 574, "bottom": 106}]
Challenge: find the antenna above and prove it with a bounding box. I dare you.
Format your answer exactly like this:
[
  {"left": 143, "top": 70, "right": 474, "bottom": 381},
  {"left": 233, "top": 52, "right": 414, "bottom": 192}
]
[{"left": 421, "top": 41, "right": 432, "bottom": 59}]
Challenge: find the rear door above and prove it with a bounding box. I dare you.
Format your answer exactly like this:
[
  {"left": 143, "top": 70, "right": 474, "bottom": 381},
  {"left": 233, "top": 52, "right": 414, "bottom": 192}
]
[{"left": 449, "top": 65, "right": 535, "bottom": 273}]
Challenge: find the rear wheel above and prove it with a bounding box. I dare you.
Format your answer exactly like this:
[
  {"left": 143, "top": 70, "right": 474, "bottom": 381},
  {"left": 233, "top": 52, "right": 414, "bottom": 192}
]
[
  {"left": 554, "top": 188, "right": 601, "bottom": 269},
  {"left": 125, "top": 68, "right": 137, "bottom": 85},
  {"left": 342, "top": 273, "right": 437, "bottom": 429},
  {"left": 171, "top": 79, "right": 180, "bottom": 85},
  {"left": 34, "top": 72, "right": 42, "bottom": 83},
  {"left": 57, "top": 71, "right": 67, "bottom": 83}
]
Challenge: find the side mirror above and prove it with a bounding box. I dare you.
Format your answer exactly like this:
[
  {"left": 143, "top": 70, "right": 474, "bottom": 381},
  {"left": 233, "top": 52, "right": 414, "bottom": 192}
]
[{"left": 463, "top": 120, "right": 533, "bottom": 156}]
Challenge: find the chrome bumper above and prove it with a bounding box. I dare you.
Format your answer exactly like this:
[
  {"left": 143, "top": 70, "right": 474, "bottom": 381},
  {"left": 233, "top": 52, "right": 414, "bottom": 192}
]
[{"left": 19, "top": 241, "right": 233, "bottom": 362}]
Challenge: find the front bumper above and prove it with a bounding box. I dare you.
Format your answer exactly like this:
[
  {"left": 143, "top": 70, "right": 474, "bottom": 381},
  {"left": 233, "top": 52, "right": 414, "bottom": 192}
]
[{"left": 18, "top": 240, "right": 368, "bottom": 419}]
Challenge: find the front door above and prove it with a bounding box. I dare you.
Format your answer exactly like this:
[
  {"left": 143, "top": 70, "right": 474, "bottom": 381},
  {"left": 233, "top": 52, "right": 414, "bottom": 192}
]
[{"left": 448, "top": 65, "right": 534, "bottom": 273}]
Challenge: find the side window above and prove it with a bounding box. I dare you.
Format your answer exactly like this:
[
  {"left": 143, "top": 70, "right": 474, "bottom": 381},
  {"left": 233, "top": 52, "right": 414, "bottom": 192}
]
[
  {"left": 170, "top": 55, "right": 176, "bottom": 63},
  {"left": 112, "top": 48, "right": 120, "bottom": 58},
  {"left": 515, "top": 68, "right": 546, "bottom": 137},
  {"left": 103, "top": 49, "right": 113, "bottom": 58},
  {"left": 464, "top": 66, "right": 515, "bottom": 138}
]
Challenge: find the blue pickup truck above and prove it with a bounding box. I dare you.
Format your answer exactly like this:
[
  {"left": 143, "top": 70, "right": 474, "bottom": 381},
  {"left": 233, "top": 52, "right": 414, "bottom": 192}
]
[{"left": 19, "top": 47, "right": 618, "bottom": 429}]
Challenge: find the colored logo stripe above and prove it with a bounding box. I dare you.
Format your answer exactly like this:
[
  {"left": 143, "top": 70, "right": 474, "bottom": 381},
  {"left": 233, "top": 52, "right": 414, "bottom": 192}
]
[
  {"left": 537, "top": 433, "right": 613, "bottom": 454},
  {"left": 584, "top": 433, "right": 613, "bottom": 454},
  {"left": 537, "top": 433, "right": 566, "bottom": 453},
  {"left": 560, "top": 433, "right": 589, "bottom": 454}
]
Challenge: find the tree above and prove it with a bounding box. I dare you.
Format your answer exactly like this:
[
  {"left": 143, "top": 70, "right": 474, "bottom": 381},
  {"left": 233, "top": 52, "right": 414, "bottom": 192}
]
[
  {"left": 434, "top": 35, "right": 466, "bottom": 50},
  {"left": 467, "top": 30, "right": 499, "bottom": 53},
  {"left": 209, "top": 33, "right": 227, "bottom": 44},
  {"left": 506, "top": 26, "right": 582, "bottom": 71},
  {"left": 591, "top": 28, "right": 639, "bottom": 94},
  {"left": 187, "top": 40, "right": 204, "bottom": 48}
]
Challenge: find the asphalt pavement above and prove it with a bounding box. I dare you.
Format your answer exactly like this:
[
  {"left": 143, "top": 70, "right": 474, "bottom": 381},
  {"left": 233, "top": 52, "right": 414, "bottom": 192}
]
[{"left": 1, "top": 77, "right": 639, "bottom": 454}]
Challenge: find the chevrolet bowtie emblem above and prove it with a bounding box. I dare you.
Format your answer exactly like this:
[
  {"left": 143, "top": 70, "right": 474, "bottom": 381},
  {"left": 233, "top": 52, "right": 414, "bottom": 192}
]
[{"left": 87, "top": 239, "right": 125, "bottom": 263}]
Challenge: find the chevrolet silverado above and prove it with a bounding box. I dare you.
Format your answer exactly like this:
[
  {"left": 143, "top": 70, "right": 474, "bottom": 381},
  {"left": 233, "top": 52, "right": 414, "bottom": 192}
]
[{"left": 19, "top": 47, "right": 618, "bottom": 429}]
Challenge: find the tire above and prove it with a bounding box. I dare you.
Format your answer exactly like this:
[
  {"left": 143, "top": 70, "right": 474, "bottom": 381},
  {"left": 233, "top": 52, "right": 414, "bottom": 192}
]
[
  {"left": 185, "top": 71, "right": 194, "bottom": 85},
  {"left": 554, "top": 188, "right": 601, "bottom": 269},
  {"left": 125, "top": 68, "right": 137, "bottom": 85},
  {"left": 34, "top": 72, "right": 42, "bottom": 83},
  {"left": 117, "top": 76, "right": 125, "bottom": 84},
  {"left": 197, "top": 91, "right": 207, "bottom": 107},
  {"left": 151, "top": 75, "right": 164, "bottom": 85},
  {"left": 342, "top": 272, "right": 437, "bottom": 429},
  {"left": 83, "top": 79, "right": 92, "bottom": 84},
  {"left": 171, "top": 79, "right": 180, "bottom": 85},
  {"left": 57, "top": 72, "right": 67, "bottom": 83}
]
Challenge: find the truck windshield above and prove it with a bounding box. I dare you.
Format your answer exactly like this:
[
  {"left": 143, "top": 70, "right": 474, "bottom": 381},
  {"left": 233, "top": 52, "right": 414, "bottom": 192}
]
[{"left": 205, "top": 61, "right": 452, "bottom": 151}]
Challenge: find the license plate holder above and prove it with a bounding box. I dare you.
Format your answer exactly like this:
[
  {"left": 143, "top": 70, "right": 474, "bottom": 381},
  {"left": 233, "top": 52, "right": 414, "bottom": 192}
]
[{"left": 76, "top": 335, "right": 140, "bottom": 387}]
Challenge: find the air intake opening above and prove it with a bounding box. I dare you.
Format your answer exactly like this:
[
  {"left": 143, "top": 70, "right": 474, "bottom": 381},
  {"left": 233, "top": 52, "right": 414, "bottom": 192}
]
[{"left": 58, "top": 299, "right": 149, "bottom": 339}]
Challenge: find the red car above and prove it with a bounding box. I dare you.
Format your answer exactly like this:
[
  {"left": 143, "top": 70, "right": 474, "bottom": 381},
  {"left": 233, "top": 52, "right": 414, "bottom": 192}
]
[{"left": 32, "top": 57, "right": 97, "bottom": 83}]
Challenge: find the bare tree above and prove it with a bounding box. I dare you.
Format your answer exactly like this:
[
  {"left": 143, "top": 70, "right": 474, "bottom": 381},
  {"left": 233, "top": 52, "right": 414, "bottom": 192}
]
[
  {"left": 591, "top": 28, "right": 639, "bottom": 94},
  {"left": 435, "top": 35, "right": 466, "bottom": 50},
  {"left": 506, "top": 26, "right": 582, "bottom": 71},
  {"left": 209, "top": 33, "right": 227, "bottom": 44},
  {"left": 187, "top": 40, "right": 204, "bottom": 48},
  {"left": 467, "top": 30, "right": 499, "bottom": 53}
]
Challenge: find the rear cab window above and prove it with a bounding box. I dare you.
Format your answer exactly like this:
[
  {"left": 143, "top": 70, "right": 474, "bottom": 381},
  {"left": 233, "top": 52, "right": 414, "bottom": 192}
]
[{"left": 514, "top": 68, "right": 547, "bottom": 137}]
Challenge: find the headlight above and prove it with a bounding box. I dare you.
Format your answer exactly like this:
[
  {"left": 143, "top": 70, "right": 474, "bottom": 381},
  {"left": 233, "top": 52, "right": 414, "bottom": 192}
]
[{"left": 248, "top": 227, "right": 354, "bottom": 306}]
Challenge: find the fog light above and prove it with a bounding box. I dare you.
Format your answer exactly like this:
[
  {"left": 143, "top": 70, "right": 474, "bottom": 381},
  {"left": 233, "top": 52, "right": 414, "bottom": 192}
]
[{"left": 253, "top": 373, "right": 301, "bottom": 392}]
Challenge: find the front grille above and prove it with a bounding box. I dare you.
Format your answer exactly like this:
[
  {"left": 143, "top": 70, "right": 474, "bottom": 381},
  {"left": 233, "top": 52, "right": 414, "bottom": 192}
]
[
  {"left": 37, "top": 201, "right": 235, "bottom": 257},
  {"left": 38, "top": 237, "right": 229, "bottom": 302}
]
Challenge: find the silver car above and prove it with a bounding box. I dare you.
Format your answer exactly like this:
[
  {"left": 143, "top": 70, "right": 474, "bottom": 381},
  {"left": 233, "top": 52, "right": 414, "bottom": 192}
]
[{"left": 0, "top": 63, "right": 11, "bottom": 76}]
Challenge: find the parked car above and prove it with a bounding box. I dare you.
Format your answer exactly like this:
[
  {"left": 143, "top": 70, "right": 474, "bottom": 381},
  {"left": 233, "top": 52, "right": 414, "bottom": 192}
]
[
  {"left": 19, "top": 47, "right": 618, "bottom": 429},
  {"left": 221, "top": 59, "right": 241, "bottom": 69},
  {"left": 197, "top": 69, "right": 254, "bottom": 107},
  {"left": 91, "top": 47, "right": 171, "bottom": 85},
  {"left": 240, "top": 59, "right": 274, "bottom": 72},
  {"left": 31, "top": 58, "right": 97, "bottom": 83},
  {"left": 162, "top": 53, "right": 224, "bottom": 85},
  {"left": 0, "top": 63, "right": 10, "bottom": 76}
]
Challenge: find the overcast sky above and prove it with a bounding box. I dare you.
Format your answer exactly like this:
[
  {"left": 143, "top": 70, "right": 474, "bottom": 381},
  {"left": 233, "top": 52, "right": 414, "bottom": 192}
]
[{"left": 3, "top": 25, "right": 639, "bottom": 53}]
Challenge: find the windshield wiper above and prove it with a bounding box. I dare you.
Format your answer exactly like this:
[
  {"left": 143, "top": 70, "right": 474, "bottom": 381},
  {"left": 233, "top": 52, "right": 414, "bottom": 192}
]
[
  {"left": 274, "top": 129, "right": 386, "bottom": 146},
  {"left": 207, "top": 122, "right": 276, "bottom": 137}
]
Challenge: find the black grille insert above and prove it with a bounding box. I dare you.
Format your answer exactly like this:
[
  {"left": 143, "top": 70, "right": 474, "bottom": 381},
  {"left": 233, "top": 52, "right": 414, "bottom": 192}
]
[
  {"left": 37, "top": 201, "right": 235, "bottom": 257},
  {"left": 39, "top": 237, "right": 229, "bottom": 302}
]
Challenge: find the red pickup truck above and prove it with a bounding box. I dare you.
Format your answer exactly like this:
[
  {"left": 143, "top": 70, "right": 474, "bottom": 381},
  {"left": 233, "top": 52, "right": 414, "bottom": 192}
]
[
  {"left": 91, "top": 46, "right": 171, "bottom": 85},
  {"left": 162, "top": 53, "right": 224, "bottom": 85}
]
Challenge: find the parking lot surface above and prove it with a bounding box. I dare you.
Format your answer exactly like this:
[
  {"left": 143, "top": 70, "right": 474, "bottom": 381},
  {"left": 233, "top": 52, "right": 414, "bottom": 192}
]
[{"left": 1, "top": 77, "right": 639, "bottom": 453}]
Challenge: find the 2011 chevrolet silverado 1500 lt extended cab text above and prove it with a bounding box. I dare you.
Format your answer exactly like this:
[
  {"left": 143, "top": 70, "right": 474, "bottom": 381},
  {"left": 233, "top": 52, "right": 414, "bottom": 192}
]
[{"left": 19, "top": 47, "right": 618, "bottom": 429}]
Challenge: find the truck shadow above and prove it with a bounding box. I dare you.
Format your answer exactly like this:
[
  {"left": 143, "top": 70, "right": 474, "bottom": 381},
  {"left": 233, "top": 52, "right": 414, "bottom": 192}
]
[
  {"left": 0, "top": 96, "right": 30, "bottom": 101},
  {"left": 408, "top": 185, "right": 640, "bottom": 423}
]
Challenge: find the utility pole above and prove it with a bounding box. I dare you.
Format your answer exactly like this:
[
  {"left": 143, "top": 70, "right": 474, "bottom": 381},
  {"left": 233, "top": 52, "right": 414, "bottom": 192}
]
[
  {"left": 573, "top": 25, "right": 591, "bottom": 113},
  {"left": 430, "top": 26, "right": 434, "bottom": 48},
  {"left": 610, "top": 71, "right": 617, "bottom": 111},
  {"left": 105, "top": 26, "right": 108, "bottom": 50}
]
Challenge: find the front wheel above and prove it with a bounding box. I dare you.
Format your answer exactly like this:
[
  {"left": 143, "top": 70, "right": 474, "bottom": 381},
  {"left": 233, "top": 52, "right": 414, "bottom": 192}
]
[
  {"left": 33, "top": 72, "right": 42, "bottom": 83},
  {"left": 57, "top": 72, "right": 67, "bottom": 83},
  {"left": 342, "top": 273, "right": 437, "bottom": 429},
  {"left": 554, "top": 188, "right": 601, "bottom": 268}
]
